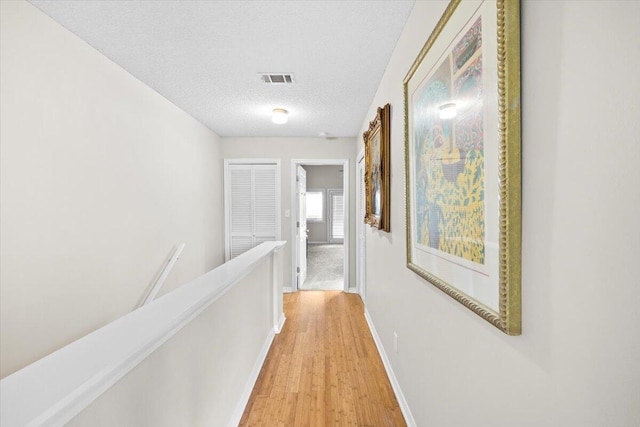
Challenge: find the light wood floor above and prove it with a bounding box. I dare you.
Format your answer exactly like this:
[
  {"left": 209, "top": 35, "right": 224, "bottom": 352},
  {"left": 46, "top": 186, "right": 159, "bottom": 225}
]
[{"left": 239, "top": 291, "right": 406, "bottom": 426}]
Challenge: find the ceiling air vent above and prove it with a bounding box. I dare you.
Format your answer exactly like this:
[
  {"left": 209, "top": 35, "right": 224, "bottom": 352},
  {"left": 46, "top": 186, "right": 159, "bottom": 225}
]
[{"left": 260, "top": 73, "right": 295, "bottom": 84}]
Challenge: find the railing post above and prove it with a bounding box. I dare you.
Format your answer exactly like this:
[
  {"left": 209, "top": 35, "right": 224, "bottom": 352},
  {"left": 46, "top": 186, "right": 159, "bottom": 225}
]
[{"left": 272, "top": 246, "right": 285, "bottom": 333}]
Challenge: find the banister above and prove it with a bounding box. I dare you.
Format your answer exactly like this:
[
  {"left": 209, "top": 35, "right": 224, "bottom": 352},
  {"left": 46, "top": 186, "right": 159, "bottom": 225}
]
[
  {"left": 0, "top": 241, "right": 286, "bottom": 427},
  {"left": 139, "top": 242, "right": 186, "bottom": 308}
]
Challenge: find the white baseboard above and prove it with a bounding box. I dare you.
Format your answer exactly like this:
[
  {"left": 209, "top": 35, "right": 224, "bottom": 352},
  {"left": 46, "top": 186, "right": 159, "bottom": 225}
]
[
  {"left": 283, "top": 286, "right": 295, "bottom": 293},
  {"left": 364, "top": 309, "right": 416, "bottom": 427},
  {"left": 228, "top": 327, "right": 276, "bottom": 427},
  {"left": 275, "top": 314, "right": 286, "bottom": 333},
  {"left": 347, "top": 287, "right": 359, "bottom": 294}
]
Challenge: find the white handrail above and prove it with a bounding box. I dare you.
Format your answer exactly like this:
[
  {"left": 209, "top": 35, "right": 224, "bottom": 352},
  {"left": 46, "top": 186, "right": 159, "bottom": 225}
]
[
  {"left": 0, "top": 241, "right": 286, "bottom": 427},
  {"left": 140, "top": 242, "right": 185, "bottom": 307}
]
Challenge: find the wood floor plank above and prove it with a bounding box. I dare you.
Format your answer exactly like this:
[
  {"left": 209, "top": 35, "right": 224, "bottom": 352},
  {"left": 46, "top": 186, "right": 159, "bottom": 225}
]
[{"left": 239, "top": 291, "right": 406, "bottom": 427}]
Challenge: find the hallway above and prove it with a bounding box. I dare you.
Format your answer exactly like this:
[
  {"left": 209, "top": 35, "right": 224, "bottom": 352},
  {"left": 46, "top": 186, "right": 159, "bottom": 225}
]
[{"left": 240, "top": 291, "right": 406, "bottom": 426}]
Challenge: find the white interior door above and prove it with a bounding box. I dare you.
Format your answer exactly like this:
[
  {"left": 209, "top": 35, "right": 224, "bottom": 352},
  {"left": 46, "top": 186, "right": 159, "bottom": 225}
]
[
  {"left": 228, "top": 164, "right": 254, "bottom": 259},
  {"left": 356, "top": 154, "right": 366, "bottom": 301},
  {"left": 253, "top": 165, "right": 277, "bottom": 246},
  {"left": 296, "top": 165, "right": 308, "bottom": 288}
]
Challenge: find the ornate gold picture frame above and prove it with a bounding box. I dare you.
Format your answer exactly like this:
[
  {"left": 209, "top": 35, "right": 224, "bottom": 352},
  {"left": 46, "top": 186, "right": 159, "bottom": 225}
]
[
  {"left": 364, "top": 104, "right": 391, "bottom": 232},
  {"left": 403, "top": 0, "right": 521, "bottom": 334}
]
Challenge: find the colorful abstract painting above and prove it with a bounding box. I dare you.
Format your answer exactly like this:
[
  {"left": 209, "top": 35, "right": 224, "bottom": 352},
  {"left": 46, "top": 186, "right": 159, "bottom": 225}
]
[{"left": 413, "top": 16, "right": 485, "bottom": 265}]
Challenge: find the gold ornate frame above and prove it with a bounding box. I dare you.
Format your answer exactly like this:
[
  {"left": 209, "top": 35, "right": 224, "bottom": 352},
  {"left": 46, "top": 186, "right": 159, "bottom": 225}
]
[
  {"left": 364, "top": 104, "right": 391, "bottom": 232},
  {"left": 403, "top": 0, "right": 521, "bottom": 334}
]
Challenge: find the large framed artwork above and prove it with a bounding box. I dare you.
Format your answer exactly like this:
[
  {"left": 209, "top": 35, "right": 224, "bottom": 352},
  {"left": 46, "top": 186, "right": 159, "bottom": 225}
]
[
  {"left": 404, "top": 0, "right": 521, "bottom": 334},
  {"left": 364, "top": 103, "right": 391, "bottom": 232}
]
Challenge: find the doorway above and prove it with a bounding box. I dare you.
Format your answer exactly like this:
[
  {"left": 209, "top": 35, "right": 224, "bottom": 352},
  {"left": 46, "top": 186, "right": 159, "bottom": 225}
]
[{"left": 291, "top": 159, "right": 349, "bottom": 292}]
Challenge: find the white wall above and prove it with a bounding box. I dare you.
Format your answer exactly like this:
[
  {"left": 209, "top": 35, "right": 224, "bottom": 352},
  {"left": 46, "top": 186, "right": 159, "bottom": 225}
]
[
  {"left": 0, "top": 1, "right": 224, "bottom": 378},
  {"left": 305, "top": 165, "right": 343, "bottom": 243},
  {"left": 222, "top": 138, "right": 357, "bottom": 290},
  {"left": 359, "top": 1, "right": 640, "bottom": 426},
  {"left": 67, "top": 258, "right": 274, "bottom": 427}
]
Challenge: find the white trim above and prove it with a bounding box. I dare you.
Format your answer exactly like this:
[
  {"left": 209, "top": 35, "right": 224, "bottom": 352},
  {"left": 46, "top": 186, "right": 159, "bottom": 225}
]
[
  {"left": 282, "top": 287, "right": 295, "bottom": 293},
  {"left": 355, "top": 149, "right": 366, "bottom": 302},
  {"left": 224, "top": 159, "right": 282, "bottom": 262},
  {"left": 0, "top": 242, "right": 286, "bottom": 427},
  {"left": 228, "top": 326, "right": 277, "bottom": 427},
  {"left": 275, "top": 313, "right": 286, "bottom": 333},
  {"left": 347, "top": 287, "right": 359, "bottom": 294},
  {"left": 364, "top": 309, "right": 416, "bottom": 427},
  {"left": 228, "top": 311, "right": 286, "bottom": 426},
  {"left": 291, "top": 159, "right": 350, "bottom": 292}
]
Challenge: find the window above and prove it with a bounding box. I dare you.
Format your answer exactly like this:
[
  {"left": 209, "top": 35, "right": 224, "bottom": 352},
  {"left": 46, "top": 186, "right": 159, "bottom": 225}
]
[
  {"left": 306, "top": 190, "right": 324, "bottom": 222},
  {"left": 328, "top": 189, "right": 344, "bottom": 243}
]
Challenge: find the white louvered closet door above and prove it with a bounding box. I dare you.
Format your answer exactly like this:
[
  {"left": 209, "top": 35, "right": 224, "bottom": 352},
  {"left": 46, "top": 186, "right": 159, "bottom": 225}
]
[
  {"left": 229, "top": 165, "right": 254, "bottom": 259},
  {"left": 226, "top": 163, "right": 278, "bottom": 260},
  {"left": 253, "top": 165, "right": 277, "bottom": 247}
]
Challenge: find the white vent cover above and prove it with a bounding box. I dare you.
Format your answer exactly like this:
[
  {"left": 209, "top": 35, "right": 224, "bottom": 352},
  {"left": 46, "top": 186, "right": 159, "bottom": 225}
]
[{"left": 259, "top": 73, "right": 295, "bottom": 84}]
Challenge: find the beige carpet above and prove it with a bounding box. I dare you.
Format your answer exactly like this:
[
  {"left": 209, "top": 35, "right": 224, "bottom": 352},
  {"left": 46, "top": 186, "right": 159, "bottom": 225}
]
[{"left": 300, "top": 244, "right": 344, "bottom": 291}]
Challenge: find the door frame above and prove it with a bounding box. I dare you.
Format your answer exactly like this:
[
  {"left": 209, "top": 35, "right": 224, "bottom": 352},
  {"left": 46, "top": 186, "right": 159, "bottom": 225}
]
[
  {"left": 224, "top": 158, "right": 281, "bottom": 261},
  {"left": 356, "top": 149, "right": 366, "bottom": 302},
  {"left": 291, "top": 159, "right": 350, "bottom": 292},
  {"left": 296, "top": 165, "right": 308, "bottom": 288}
]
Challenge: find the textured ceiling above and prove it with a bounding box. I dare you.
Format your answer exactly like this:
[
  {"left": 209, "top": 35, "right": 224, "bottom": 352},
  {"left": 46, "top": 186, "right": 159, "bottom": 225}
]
[{"left": 29, "top": 1, "right": 414, "bottom": 137}]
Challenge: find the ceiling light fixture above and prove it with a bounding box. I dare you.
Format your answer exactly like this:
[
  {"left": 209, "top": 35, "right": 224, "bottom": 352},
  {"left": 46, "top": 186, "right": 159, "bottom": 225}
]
[{"left": 272, "top": 108, "right": 288, "bottom": 124}]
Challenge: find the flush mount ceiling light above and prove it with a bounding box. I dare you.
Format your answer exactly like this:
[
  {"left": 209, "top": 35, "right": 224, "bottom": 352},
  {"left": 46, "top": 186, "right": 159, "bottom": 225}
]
[{"left": 272, "top": 108, "right": 288, "bottom": 124}]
